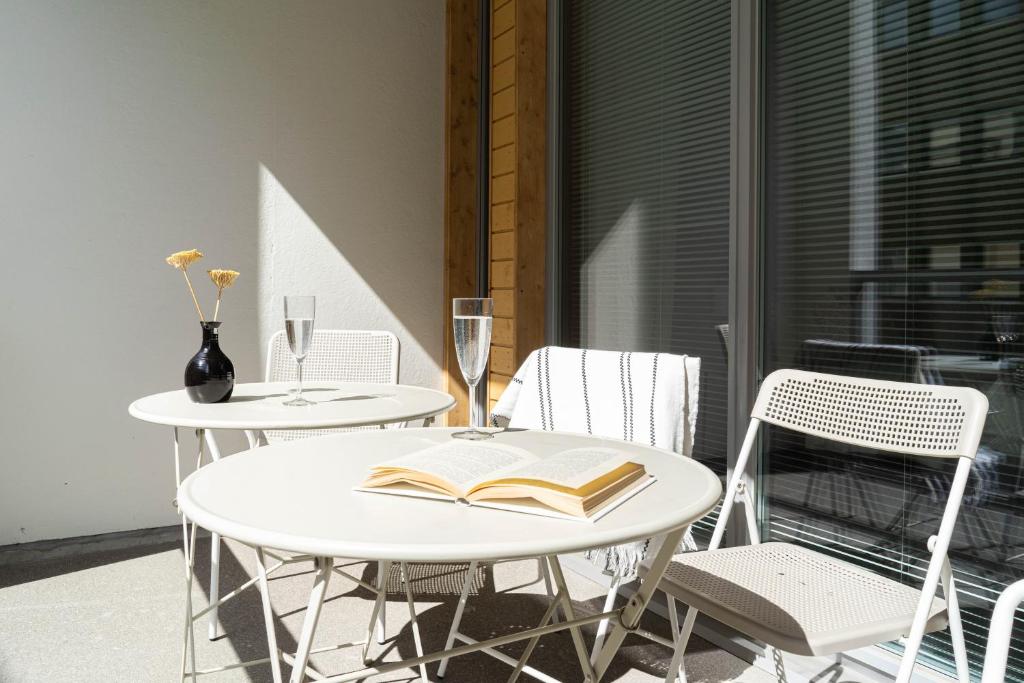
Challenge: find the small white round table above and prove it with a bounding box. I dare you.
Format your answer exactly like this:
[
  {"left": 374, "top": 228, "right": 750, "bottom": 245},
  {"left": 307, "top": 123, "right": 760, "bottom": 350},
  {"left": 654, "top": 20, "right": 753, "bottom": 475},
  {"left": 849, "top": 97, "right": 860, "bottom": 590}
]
[
  {"left": 129, "top": 381, "right": 455, "bottom": 644},
  {"left": 178, "top": 428, "right": 722, "bottom": 683}
]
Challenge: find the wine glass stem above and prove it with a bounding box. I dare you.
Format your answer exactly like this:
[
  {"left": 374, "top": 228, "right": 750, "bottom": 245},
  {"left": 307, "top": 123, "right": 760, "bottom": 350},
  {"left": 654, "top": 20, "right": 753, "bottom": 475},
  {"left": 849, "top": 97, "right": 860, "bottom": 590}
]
[
  {"left": 468, "top": 382, "right": 483, "bottom": 430},
  {"left": 296, "top": 359, "right": 304, "bottom": 400}
]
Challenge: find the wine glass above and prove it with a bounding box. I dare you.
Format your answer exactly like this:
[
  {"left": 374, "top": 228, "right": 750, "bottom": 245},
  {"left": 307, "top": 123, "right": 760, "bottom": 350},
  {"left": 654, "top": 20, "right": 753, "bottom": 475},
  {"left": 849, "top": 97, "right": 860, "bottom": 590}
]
[
  {"left": 452, "top": 298, "right": 493, "bottom": 440},
  {"left": 283, "top": 296, "right": 315, "bottom": 406}
]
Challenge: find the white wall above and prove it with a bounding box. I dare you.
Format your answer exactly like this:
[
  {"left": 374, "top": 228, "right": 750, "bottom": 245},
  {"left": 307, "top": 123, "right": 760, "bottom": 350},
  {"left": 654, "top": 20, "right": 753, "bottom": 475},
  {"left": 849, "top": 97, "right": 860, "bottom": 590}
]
[{"left": 0, "top": 0, "right": 444, "bottom": 545}]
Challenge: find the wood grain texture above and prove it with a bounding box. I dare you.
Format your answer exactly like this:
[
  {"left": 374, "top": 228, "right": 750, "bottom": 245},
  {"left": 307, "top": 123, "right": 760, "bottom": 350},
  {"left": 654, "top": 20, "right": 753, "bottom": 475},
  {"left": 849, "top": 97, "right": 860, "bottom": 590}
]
[
  {"left": 490, "top": 260, "right": 515, "bottom": 288},
  {"left": 492, "top": 317, "right": 514, "bottom": 347},
  {"left": 442, "top": 0, "right": 480, "bottom": 427},
  {"left": 491, "top": 231, "right": 514, "bottom": 260},
  {"left": 491, "top": 172, "right": 515, "bottom": 203},
  {"left": 490, "top": 344, "right": 515, "bottom": 375},
  {"left": 513, "top": 0, "right": 546, "bottom": 367},
  {"left": 492, "top": 288, "right": 514, "bottom": 319},
  {"left": 491, "top": 202, "right": 515, "bottom": 232}
]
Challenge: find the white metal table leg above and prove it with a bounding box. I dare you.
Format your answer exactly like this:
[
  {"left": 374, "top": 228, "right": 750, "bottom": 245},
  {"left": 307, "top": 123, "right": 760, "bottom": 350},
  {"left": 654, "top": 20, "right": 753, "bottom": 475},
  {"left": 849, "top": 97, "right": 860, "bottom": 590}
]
[
  {"left": 400, "top": 562, "right": 429, "bottom": 683},
  {"left": 376, "top": 560, "right": 387, "bottom": 644},
  {"left": 244, "top": 429, "right": 262, "bottom": 448},
  {"left": 593, "top": 527, "right": 685, "bottom": 682},
  {"left": 507, "top": 580, "right": 570, "bottom": 683},
  {"left": 203, "top": 429, "right": 223, "bottom": 641},
  {"left": 256, "top": 547, "right": 284, "bottom": 683},
  {"left": 546, "top": 556, "right": 597, "bottom": 682},
  {"left": 289, "top": 556, "right": 333, "bottom": 683},
  {"left": 363, "top": 560, "right": 392, "bottom": 665},
  {"left": 180, "top": 512, "right": 198, "bottom": 682},
  {"left": 436, "top": 560, "right": 477, "bottom": 678},
  {"left": 589, "top": 575, "right": 621, "bottom": 665}
]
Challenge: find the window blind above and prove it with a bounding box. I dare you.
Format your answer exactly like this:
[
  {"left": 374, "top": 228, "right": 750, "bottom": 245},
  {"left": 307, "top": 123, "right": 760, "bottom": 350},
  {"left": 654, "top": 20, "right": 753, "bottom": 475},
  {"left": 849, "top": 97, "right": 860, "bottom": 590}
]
[
  {"left": 560, "top": 0, "right": 732, "bottom": 512},
  {"left": 762, "top": 0, "right": 1024, "bottom": 678}
]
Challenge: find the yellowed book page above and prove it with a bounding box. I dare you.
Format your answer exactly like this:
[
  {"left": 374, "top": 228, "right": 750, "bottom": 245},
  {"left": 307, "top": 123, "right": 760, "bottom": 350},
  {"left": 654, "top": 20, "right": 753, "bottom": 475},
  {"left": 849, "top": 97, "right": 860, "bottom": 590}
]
[
  {"left": 367, "top": 441, "right": 538, "bottom": 496},
  {"left": 471, "top": 447, "right": 633, "bottom": 492}
]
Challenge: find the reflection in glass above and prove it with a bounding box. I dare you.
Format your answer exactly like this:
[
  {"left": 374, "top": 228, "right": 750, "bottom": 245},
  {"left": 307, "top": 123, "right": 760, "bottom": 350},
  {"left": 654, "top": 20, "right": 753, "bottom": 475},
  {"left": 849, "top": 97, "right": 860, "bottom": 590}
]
[{"left": 765, "top": 0, "right": 1024, "bottom": 677}]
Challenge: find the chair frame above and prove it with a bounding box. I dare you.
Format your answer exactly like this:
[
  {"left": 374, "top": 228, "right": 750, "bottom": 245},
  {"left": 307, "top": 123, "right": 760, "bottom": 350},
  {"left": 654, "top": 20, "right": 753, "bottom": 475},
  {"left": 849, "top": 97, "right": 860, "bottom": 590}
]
[
  {"left": 661, "top": 369, "right": 988, "bottom": 683},
  {"left": 981, "top": 578, "right": 1024, "bottom": 683}
]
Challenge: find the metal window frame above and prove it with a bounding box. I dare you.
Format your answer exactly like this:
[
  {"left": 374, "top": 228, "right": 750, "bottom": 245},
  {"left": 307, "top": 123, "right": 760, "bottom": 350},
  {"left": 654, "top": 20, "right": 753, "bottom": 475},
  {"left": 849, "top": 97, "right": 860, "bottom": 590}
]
[
  {"left": 545, "top": 0, "right": 565, "bottom": 345},
  {"left": 729, "top": 0, "right": 763, "bottom": 546},
  {"left": 476, "top": 0, "right": 491, "bottom": 422}
]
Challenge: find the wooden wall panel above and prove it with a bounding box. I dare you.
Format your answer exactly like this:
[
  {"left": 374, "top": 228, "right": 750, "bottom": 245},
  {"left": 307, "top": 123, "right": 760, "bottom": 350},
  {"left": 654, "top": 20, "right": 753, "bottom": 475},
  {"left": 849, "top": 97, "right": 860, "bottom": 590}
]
[
  {"left": 484, "top": 0, "right": 546, "bottom": 408},
  {"left": 487, "top": 0, "right": 517, "bottom": 407},
  {"left": 442, "top": 0, "right": 480, "bottom": 426},
  {"left": 444, "top": 0, "right": 545, "bottom": 422},
  {"left": 512, "top": 0, "right": 547, "bottom": 363}
]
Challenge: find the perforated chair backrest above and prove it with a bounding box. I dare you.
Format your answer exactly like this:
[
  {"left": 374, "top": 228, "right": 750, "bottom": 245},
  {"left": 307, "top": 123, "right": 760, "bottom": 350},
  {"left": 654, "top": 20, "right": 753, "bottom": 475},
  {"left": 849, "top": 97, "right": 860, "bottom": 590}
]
[
  {"left": 752, "top": 369, "right": 988, "bottom": 459},
  {"left": 264, "top": 329, "right": 399, "bottom": 442},
  {"left": 265, "top": 329, "right": 399, "bottom": 384}
]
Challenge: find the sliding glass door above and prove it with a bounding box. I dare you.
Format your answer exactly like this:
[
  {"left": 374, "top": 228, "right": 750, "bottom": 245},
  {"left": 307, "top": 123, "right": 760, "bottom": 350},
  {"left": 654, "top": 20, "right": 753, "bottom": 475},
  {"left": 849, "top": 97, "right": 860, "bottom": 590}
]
[
  {"left": 557, "top": 0, "right": 733, "bottom": 495},
  {"left": 761, "top": 0, "right": 1024, "bottom": 677},
  {"left": 554, "top": 0, "right": 1023, "bottom": 677}
]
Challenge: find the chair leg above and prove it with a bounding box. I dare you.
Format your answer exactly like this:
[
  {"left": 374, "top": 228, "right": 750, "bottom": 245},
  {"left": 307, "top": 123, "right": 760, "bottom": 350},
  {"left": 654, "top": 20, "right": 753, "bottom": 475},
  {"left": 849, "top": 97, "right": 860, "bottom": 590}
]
[
  {"left": 942, "top": 563, "right": 971, "bottom": 683},
  {"left": 399, "top": 562, "right": 428, "bottom": 683},
  {"left": 437, "top": 560, "right": 477, "bottom": 678},
  {"left": 589, "top": 576, "right": 621, "bottom": 665},
  {"left": 664, "top": 606, "right": 698, "bottom": 683},
  {"left": 667, "top": 593, "right": 679, "bottom": 643}
]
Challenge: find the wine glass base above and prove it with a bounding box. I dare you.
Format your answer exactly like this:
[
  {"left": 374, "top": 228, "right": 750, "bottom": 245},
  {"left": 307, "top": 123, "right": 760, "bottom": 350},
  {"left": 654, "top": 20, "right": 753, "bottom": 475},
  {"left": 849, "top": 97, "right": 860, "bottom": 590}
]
[
  {"left": 451, "top": 429, "right": 494, "bottom": 441},
  {"left": 283, "top": 397, "right": 315, "bottom": 407}
]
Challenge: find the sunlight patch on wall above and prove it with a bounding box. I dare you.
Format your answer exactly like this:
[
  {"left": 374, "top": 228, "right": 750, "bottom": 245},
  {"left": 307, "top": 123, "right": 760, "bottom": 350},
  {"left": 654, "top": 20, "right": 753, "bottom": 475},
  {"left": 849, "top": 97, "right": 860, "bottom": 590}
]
[{"left": 257, "top": 163, "right": 440, "bottom": 387}]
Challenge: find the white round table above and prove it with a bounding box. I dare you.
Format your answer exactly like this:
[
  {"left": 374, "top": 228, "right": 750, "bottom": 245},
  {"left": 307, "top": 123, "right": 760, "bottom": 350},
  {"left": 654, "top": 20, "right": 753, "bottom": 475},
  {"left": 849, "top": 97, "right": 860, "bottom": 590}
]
[
  {"left": 178, "top": 428, "right": 722, "bottom": 683},
  {"left": 129, "top": 381, "right": 455, "bottom": 646},
  {"left": 129, "top": 381, "right": 455, "bottom": 431}
]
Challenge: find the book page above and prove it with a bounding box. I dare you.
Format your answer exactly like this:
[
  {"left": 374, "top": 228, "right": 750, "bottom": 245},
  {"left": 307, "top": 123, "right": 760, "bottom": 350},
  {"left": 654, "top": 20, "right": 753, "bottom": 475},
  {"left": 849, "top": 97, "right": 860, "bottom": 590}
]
[
  {"left": 371, "top": 441, "right": 538, "bottom": 495},
  {"left": 498, "top": 447, "right": 632, "bottom": 490}
]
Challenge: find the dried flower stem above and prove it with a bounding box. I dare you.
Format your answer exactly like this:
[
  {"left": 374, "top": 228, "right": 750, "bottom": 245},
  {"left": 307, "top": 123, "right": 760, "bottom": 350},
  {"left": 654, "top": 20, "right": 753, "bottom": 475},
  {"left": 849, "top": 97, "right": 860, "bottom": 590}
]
[
  {"left": 207, "top": 269, "right": 239, "bottom": 322},
  {"left": 181, "top": 270, "right": 206, "bottom": 321}
]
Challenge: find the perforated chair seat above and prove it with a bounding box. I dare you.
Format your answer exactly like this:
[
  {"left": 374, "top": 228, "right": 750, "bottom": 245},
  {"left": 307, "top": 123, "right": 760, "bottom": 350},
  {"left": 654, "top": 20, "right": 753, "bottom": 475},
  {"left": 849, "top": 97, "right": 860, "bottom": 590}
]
[{"left": 655, "top": 542, "right": 948, "bottom": 657}]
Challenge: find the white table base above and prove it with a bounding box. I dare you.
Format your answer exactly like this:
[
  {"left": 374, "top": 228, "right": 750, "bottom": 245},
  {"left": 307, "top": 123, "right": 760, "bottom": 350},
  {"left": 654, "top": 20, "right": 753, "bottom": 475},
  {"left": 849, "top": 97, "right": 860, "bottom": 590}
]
[{"left": 220, "top": 526, "right": 687, "bottom": 683}]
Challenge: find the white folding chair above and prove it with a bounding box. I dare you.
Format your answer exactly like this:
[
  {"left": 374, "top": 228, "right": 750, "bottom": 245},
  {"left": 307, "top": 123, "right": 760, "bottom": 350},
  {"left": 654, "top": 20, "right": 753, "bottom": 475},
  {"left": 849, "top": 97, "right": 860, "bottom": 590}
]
[
  {"left": 656, "top": 369, "right": 988, "bottom": 683},
  {"left": 981, "top": 578, "right": 1024, "bottom": 683},
  {"left": 437, "top": 347, "right": 701, "bottom": 679},
  {"left": 265, "top": 329, "right": 403, "bottom": 654},
  {"left": 262, "top": 328, "right": 401, "bottom": 442}
]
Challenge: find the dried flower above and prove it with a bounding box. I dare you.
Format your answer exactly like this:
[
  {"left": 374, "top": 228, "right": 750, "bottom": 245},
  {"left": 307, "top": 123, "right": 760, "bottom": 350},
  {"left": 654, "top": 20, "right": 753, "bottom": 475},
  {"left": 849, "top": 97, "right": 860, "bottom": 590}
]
[
  {"left": 165, "top": 249, "right": 206, "bottom": 321},
  {"left": 208, "top": 269, "right": 239, "bottom": 290},
  {"left": 208, "top": 269, "right": 240, "bottom": 321},
  {"left": 165, "top": 249, "right": 204, "bottom": 270}
]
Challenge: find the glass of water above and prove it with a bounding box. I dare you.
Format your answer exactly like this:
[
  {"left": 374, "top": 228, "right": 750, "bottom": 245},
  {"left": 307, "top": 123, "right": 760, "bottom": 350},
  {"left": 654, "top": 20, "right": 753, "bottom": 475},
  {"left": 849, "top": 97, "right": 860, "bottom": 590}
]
[
  {"left": 283, "top": 296, "right": 315, "bottom": 406},
  {"left": 452, "top": 297, "right": 494, "bottom": 440}
]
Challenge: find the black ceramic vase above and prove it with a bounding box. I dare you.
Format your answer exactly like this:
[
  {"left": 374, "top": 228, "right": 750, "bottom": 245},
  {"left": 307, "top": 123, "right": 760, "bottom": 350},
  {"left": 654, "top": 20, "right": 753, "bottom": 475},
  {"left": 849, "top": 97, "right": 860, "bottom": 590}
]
[{"left": 185, "top": 321, "right": 234, "bottom": 403}]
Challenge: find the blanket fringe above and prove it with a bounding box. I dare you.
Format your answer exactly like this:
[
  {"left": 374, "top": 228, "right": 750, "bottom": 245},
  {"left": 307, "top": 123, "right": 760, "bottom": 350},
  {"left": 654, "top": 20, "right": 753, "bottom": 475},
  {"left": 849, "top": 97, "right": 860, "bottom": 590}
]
[{"left": 583, "top": 526, "right": 698, "bottom": 580}]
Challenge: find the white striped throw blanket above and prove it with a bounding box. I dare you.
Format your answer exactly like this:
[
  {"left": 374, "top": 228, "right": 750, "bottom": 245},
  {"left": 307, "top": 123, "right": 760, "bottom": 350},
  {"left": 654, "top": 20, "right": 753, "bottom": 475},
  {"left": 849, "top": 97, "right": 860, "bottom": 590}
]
[{"left": 491, "top": 346, "right": 701, "bottom": 578}]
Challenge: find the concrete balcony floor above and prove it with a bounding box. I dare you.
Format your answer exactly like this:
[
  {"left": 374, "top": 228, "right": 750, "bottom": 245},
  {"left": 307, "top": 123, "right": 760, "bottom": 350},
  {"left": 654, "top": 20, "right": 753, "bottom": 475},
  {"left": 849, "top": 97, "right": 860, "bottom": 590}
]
[{"left": 0, "top": 531, "right": 773, "bottom": 682}]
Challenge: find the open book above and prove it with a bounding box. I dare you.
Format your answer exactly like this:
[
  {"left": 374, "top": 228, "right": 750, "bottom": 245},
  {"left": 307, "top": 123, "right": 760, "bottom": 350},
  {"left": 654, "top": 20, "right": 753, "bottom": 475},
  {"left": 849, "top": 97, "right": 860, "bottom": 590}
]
[{"left": 356, "top": 441, "right": 654, "bottom": 521}]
